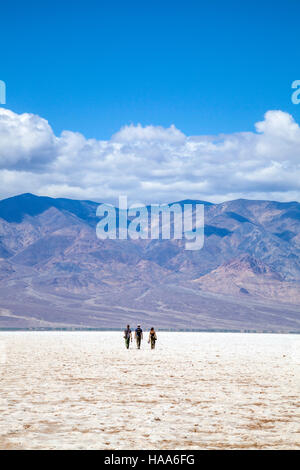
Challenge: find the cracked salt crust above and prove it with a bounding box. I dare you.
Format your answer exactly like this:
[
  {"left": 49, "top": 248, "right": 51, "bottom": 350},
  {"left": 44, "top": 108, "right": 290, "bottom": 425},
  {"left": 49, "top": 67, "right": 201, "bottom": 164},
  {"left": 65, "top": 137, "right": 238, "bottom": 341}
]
[{"left": 0, "top": 331, "right": 299, "bottom": 450}]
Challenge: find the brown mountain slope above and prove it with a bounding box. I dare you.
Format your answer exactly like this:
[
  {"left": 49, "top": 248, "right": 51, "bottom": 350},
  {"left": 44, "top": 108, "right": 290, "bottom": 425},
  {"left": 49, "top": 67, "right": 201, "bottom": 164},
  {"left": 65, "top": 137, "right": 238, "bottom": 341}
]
[
  {"left": 193, "top": 255, "right": 300, "bottom": 304},
  {"left": 0, "top": 194, "right": 300, "bottom": 330}
]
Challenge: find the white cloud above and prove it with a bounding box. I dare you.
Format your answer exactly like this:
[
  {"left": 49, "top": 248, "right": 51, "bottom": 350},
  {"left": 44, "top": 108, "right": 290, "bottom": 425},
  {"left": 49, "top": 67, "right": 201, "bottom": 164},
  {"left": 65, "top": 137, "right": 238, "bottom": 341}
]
[
  {"left": 112, "top": 123, "right": 186, "bottom": 143},
  {"left": 0, "top": 107, "right": 300, "bottom": 204},
  {"left": 0, "top": 108, "right": 58, "bottom": 169}
]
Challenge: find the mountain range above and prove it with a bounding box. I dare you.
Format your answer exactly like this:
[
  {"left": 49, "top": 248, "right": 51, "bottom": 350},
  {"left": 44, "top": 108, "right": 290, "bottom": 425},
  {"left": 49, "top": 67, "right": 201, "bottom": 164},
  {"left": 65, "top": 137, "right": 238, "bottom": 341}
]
[{"left": 0, "top": 193, "right": 300, "bottom": 331}]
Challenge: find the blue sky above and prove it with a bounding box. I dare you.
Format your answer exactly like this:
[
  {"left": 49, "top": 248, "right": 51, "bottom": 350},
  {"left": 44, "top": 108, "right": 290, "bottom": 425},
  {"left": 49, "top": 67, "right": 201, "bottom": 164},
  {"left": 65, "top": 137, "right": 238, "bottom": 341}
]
[
  {"left": 1, "top": 0, "right": 300, "bottom": 139},
  {"left": 1, "top": 1, "right": 300, "bottom": 204}
]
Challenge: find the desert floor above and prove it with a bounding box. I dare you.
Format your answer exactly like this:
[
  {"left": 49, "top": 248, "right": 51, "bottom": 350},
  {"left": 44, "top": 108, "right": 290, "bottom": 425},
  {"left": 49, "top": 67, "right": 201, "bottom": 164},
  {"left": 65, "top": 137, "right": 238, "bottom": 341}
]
[{"left": 0, "top": 331, "right": 299, "bottom": 450}]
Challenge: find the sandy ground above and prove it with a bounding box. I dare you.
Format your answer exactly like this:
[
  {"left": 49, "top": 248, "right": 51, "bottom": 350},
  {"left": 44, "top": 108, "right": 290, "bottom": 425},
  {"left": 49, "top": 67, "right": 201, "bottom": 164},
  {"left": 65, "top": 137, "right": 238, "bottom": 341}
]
[{"left": 0, "top": 331, "right": 299, "bottom": 450}]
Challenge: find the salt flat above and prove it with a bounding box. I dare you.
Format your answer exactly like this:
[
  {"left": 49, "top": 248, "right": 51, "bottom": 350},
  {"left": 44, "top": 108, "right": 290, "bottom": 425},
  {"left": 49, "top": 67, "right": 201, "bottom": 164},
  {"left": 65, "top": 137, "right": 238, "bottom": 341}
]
[{"left": 0, "top": 331, "right": 299, "bottom": 450}]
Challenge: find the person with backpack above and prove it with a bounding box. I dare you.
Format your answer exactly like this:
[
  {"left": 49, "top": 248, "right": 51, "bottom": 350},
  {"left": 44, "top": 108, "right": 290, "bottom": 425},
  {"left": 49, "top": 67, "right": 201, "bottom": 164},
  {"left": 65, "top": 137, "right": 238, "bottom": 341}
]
[
  {"left": 148, "top": 327, "right": 157, "bottom": 350},
  {"left": 124, "top": 325, "right": 132, "bottom": 349},
  {"left": 135, "top": 324, "right": 143, "bottom": 349}
]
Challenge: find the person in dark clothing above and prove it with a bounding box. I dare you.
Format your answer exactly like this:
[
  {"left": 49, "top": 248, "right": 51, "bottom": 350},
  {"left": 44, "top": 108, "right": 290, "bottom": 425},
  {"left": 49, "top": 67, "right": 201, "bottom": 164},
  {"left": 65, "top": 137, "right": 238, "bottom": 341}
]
[
  {"left": 148, "top": 327, "right": 157, "bottom": 350},
  {"left": 124, "top": 325, "right": 132, "bottom": 349},
  {"left": 135, "top": 325, "right": 143, "bottom": 349}
]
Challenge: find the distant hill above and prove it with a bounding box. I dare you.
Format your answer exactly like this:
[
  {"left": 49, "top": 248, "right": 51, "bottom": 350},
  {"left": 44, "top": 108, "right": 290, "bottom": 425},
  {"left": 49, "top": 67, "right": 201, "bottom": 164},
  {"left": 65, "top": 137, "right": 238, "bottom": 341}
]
[{"left": 0, "top": 193, "right": 299, "bottom": 331}]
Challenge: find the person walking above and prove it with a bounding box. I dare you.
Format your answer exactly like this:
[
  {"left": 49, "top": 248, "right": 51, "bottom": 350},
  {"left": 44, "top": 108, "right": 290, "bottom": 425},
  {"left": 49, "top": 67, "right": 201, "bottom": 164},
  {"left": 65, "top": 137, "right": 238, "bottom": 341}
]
[
  {"left": 124, "top": 324, "right": 132, "bottom": 349},
  {"left": 135, "top": 324, "right": 143, "bottom": 349},
  {"left": 148, "top": 327, "right": 157, "bottom": 350}
]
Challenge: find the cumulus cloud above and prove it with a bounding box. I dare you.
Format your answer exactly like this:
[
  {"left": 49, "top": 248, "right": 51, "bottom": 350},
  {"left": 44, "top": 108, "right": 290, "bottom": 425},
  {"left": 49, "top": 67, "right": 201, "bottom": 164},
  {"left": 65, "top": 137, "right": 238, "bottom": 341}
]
[
  {"left": 0, "top": 107, "right": 300, "bottom": 204},
  {"left": 112, "top": 123, "right": 186, "bottom": 144},
  {"left": 0, "top": 108, "right": 58, "bottom": 169}
]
